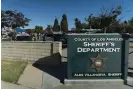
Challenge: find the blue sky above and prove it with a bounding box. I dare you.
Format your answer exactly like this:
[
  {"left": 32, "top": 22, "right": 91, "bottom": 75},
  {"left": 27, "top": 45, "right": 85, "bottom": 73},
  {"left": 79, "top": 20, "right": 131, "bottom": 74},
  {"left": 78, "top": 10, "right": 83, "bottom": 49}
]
[{"left": 2, "top": 0, "right": 133, "bottom": 29}]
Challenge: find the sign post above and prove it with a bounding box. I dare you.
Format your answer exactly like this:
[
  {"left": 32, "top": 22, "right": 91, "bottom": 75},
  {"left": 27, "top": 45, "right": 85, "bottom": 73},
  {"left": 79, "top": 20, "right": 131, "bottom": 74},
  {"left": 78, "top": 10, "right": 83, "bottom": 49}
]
[{"left": 67, "top": 33, "right": 129, "bottom": 83}]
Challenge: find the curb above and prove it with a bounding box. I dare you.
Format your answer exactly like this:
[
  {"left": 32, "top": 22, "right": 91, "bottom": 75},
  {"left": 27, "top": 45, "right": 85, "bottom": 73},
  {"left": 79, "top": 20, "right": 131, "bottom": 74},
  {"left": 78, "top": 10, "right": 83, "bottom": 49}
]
[{"left": 64, "top": 79, "right": 124, "bottom": 85}]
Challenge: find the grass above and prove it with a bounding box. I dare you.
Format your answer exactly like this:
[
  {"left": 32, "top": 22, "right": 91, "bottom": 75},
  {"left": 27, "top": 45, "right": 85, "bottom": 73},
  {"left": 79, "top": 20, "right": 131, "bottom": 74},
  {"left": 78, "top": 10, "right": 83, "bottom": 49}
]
[{"left": 1, "top": 60, "right": 28, "bottom": 84}]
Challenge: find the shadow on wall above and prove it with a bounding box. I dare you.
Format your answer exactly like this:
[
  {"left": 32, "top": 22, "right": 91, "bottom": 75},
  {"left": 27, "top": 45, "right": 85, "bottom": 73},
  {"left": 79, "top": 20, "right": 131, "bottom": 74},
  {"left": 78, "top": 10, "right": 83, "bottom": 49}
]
[
  {"left": 62, "top": 44, "right": 67, "bottom": 50},
  {"left": 32, "top": 52, "right": 67, "bottom": 84},
  {"left": 129, "top": 51, "right": 133, "bottom": 54}
]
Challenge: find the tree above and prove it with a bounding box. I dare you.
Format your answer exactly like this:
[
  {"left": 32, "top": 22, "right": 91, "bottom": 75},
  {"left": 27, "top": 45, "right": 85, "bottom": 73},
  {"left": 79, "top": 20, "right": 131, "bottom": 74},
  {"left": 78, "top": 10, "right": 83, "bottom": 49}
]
[
  {"left": 85, "top": 13, "right": 103, "bottom": 29},
  {"left": 1, "top": 10, "right": 8, "bottom": 29},
  {"left": 58, "top": 25, "right": 61, "bottom": 31},
  {"left": 53, "top": 18, "right": 60, "bottom": 32},
  {"left": 25, "top": 29, "right": 34, "bottom": 35},
  {"left": 85, "top": 5, "right": 122, "bottom": 33},
  {"left": 35, "top": 26, "right": 43, "bottom": 40},
  {"left": 45, "top": 25, "right": 53, "bottom": 34},
  {"left": 123, "top": 17, "right": 133, "bottom": 33},
  {"left": 100, "top": 6, "right": 122, "bottom": 33},
  {"left": 1, "top": 10, "right": 30, "bottom": 30},
  {"left": 128, "top": 17, "right": 133, "bottom": 25},
  {"left": 35, "top": 26, "right": 43, "bottom": 33},
  {"left": 85, "top": 13, "right": 94, "bottom": 29},
  {"left": 125, "top": 25, "right": 133, "bottom": 33},
  {"left": 81, "top": 22, "right": 88, "bottom": 29},
  {"left": 113, "top": 20, "right": 133, "bottom": 33},
  {"left": 114, "top": 17, "right": 133, "bottom": 34},
  {"left": 60, "top": 14, "right": 68, "bottom": 33},
  {"left": 74, "top": 18, "right": 82, "bottom": 32}
]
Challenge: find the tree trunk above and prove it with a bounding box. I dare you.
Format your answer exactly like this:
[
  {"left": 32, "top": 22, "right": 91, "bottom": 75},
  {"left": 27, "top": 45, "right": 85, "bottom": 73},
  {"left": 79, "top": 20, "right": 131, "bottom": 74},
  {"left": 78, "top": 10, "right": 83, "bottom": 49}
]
[
  {"left": 104, "top": 27, "right": 107, "bottom": 33},
  {"left": 37, "top": 33, "right": 39, "bottom": 41}
]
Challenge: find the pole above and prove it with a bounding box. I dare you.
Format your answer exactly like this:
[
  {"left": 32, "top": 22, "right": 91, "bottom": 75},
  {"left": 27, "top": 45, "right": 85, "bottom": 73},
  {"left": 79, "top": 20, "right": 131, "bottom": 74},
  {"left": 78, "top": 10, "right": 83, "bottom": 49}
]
[{"left": 123, "top": 34, "right": 130, "bottom": 84}]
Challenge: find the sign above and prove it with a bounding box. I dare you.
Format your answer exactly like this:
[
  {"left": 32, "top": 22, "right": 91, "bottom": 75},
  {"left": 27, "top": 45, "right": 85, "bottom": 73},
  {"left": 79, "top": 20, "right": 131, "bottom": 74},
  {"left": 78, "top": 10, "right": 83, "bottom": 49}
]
[{"left": 68, "top": 33, "right": 129, "bottom": 79}]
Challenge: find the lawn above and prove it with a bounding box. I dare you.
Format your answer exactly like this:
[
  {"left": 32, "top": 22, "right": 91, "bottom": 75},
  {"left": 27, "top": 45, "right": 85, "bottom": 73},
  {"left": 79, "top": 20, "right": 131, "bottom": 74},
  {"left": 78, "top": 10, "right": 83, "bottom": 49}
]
[{"left": 1, "top": 60, "right": 28, "bottom": 84}]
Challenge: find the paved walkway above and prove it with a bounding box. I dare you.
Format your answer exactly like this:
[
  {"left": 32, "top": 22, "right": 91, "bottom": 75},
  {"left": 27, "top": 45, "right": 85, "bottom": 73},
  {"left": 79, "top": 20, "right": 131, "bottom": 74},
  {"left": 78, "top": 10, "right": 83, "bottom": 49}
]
[
  {"left": 1, "top": 81, "right": 33, "bottom": 89},
  {"left": 51, "top": 84, "right": 133, "bottom": 89},
  {"left": 17, "top": 64, "right": 43, "bottom": 89}
]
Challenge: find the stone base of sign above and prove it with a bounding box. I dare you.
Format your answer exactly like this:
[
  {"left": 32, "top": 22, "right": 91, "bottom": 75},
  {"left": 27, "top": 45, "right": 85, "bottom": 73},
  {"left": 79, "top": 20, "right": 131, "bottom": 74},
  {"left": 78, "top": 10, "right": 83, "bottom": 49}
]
[{"left": 64, "top": 79, "right": 124, "bottom": 85}]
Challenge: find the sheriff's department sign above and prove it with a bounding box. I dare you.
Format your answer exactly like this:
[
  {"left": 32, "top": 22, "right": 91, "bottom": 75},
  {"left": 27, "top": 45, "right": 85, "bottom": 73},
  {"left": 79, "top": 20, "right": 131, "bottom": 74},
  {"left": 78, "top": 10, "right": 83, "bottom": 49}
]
[{"left": 67, "top": 33, "right": 129, "bottom": 79}]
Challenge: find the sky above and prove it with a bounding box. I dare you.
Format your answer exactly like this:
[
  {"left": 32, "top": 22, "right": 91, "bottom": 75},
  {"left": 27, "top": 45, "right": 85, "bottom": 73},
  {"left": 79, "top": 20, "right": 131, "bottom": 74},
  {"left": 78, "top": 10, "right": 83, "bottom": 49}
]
[{"left": 2, "top": 0, "right": 133, "bottom": 29}]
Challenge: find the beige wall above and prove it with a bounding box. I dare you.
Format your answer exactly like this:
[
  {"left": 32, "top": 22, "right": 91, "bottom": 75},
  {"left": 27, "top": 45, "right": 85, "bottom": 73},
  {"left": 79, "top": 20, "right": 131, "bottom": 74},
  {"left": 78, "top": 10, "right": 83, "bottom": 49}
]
[
  {"left": 129, "top": 42, "right": 133, "bottom": 47},
  {"left": 1, "top": 41, "right": 62, "bottom": 61}
]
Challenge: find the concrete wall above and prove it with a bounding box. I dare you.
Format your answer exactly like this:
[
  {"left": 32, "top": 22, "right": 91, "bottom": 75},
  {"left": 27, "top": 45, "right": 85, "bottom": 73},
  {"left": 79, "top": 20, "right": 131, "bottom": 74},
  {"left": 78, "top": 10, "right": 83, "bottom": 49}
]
[
  {"left": 129, "top": 41, "right": 133, "bottom": 47},
  {"left": 129, "top": 40, "right": 133, "bottom": 68},
  {"left": 1, "top": 41, "right": 62, "bottom": 61}
]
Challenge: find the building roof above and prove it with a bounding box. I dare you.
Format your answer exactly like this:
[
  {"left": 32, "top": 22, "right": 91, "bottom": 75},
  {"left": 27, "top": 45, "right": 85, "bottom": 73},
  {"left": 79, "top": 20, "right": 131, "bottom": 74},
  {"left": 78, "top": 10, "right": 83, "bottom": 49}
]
[
  {"left": 53, "top": 31, "right": 63, "bottom": 34},
  {"left": 16, "top": 28, "right": 25, "bottom": 32}
]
